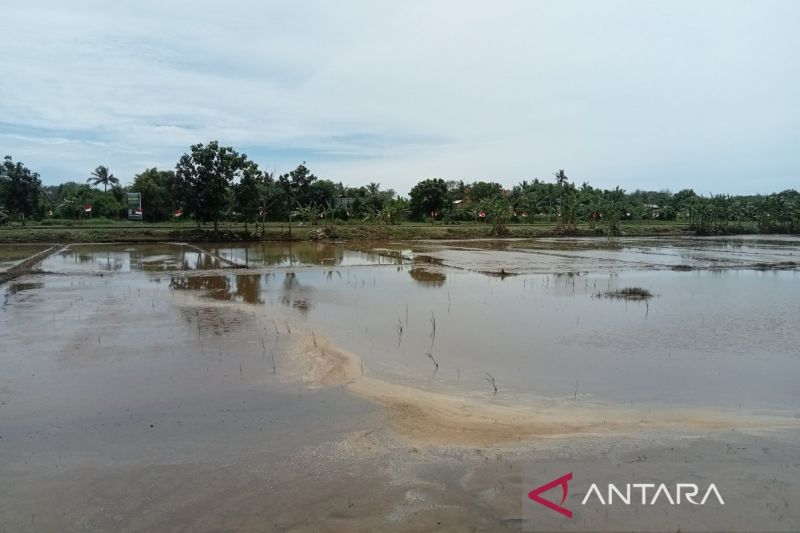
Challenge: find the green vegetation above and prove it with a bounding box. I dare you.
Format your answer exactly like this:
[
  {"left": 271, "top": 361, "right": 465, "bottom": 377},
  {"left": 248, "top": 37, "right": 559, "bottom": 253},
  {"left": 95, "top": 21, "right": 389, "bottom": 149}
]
[
  {"left": 0, "top": 220, "right": 692, "bottom": 244},
  {"left": 597, "top": 287, "right": 654, "bottom": 300},
  {"left": 2, "top": 146, "right": 799, "bottom": 239}
]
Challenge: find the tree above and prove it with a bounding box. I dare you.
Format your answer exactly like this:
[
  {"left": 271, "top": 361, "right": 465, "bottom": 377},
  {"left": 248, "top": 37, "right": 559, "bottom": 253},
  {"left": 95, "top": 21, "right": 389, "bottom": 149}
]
[
  {"left": 468, "top": 181, "right": 503, "bottom": 202},
  {"left": 88, "top": 165, "right": 119, "bottom": 193},
  {"left": 478, "top": 196, "right": 513, "bottom": 236},
  {"left": 175, "top": 141, "right": 253, "bottom": 231},
  {"left": 278, "top": 163, "right": 318, "bottom": 208},
  {"left": 409, "top": 178, "right": 448, "bottom": 220},
  {"left": 554, "top": 169, "right": 569, "bottom": 188},
  {"left": 130, "top": 168, "right": 177, "bottom": 221},
  {"left": 233, "top": 162, "right": 263, "bottom": 232},
  {"left": 0, "top": 155, "right": 42, "bottom": 224}
]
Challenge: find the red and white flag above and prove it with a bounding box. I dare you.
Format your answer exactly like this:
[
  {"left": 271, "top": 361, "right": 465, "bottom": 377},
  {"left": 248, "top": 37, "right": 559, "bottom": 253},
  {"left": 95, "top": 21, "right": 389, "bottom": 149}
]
[
  {"left": 478, "top": 211, "right": 486, "bottom": 218},
  {"left": 174, "top": 209, "right": 183, "bottom": 217},
  {"left": 84, "top": 204, "right": 93, "bottom": 213}
]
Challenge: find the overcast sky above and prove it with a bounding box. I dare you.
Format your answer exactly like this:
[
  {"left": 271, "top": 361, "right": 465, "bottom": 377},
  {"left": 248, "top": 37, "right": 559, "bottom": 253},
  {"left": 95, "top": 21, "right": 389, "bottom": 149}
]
[{"left": 1, "top": 1, "right": 798, "bottom": 194}]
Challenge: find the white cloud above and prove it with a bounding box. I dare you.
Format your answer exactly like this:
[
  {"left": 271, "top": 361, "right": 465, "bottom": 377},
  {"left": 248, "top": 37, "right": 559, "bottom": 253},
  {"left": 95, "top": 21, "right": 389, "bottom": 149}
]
[{"left": 1, "top": 0, "right": 798, "bottom": 194}]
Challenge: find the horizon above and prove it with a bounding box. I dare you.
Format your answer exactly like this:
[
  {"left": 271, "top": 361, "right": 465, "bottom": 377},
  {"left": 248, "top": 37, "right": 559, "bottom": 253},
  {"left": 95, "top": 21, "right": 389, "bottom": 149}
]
[{"left": 2, "top": 1, "right": 799, "bottom": 196}]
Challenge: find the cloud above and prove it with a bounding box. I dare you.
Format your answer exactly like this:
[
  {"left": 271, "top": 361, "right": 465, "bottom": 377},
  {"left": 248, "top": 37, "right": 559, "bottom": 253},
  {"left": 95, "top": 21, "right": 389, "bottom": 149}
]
[{"left": 1, "top": 0, "right": 798, "bottom": 194}]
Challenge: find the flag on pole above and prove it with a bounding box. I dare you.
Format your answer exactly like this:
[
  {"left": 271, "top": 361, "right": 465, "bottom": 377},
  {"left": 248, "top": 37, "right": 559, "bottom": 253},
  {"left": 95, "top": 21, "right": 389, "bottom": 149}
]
[
  {"left": 84, "top": 204, "right": 93, "bottom": 213},
  {"left": 174, "top": 209, "right": 183, "bottom": 217}
]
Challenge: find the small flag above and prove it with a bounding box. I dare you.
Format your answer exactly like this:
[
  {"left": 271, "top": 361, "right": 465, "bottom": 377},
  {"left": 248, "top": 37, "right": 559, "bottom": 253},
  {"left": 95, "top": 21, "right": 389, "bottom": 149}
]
[
  {"left": 84, "top": 204, "right": 92, "bottom": 213},
  {"left": 478, "top": 211, "right": 486, "bottom": 218},
  {"left": 174, "top": 209, "right": 183, "bottom": 217}
]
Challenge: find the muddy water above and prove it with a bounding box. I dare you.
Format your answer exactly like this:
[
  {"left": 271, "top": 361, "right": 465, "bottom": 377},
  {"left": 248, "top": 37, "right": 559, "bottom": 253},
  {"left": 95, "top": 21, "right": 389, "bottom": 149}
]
[
  {"left": 39, "top": 242, "right": 224, "bottom": 272},
  {"left": 183, "top": 237, "right": 800, "bottom": 411},
  {"left": 1, "top": 238, "right": 799, "bottom": 532},
  {"left": 203, "top": 241, "right": 408, "bottom": 268},
  {"left": 0, "top": 244, "right": 50, "bottom": 272},
  {"left": 385, "top": 234, "right": 800, "bottom": 274}
]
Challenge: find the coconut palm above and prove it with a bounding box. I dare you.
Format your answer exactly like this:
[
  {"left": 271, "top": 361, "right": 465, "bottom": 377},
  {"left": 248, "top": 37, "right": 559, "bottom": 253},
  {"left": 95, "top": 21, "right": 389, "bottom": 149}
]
[{"left": 87, "top": 165, "right": 119, "bottom": 193}]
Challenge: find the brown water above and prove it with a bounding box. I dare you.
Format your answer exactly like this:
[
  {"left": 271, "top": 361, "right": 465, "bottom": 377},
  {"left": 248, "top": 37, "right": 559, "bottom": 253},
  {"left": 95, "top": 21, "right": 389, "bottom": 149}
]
[
  {"left": 1, "top": 237, "right": 799, "bottom": 532},
  {"left": 0, "top": 244, "right": 50, "bottom": 271},
  {"left": 182, "top": 237, "right": 800, "bottom": 411}
]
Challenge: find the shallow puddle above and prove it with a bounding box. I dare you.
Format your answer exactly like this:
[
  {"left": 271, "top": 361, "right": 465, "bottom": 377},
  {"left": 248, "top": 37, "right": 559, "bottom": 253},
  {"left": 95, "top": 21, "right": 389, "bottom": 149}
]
[
  {"left": 38, "top": 243, "right": 223, "bottom": 272},
  {"left": 200, "top": 241, "right": 408, "bottom": 268},
  {"left": 0, "top": 244, "right": 50, "bottom": 271}
]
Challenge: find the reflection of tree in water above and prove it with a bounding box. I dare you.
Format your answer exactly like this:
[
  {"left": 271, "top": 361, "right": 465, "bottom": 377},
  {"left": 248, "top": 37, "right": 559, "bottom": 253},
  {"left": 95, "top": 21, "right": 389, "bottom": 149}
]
[
  {"left": 3, "top": 282, "right": 44, "bottom": 305},
  {"left": 195, "top": 252, "right": 220, "bottom": 270},
  {"left": 64, "top": 250, "right": 126, "bottom": 271},
  {"left": 234, "top": 274, "right": 263, "bottom": 304},
  {"left": 176, "top": 251, "right": 219, "bottom": 271},
  {"left": 251, "top": 243, "right": 345, "bottom": 266},
  {"left": 409, "top": 267, "right": 447, "bottom": 287},
  {"left": 280, "top": 272, "right": 313, "bottom": 315},
  {"left": 170, "top": 275, "right": 232, "bottom": 300}
]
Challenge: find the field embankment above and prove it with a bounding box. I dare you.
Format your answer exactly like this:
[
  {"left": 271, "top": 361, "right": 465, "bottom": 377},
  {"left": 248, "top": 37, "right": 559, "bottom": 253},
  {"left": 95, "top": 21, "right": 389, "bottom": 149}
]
[{"left": 0, "top": 221, "right": 695, "bottom": 243}]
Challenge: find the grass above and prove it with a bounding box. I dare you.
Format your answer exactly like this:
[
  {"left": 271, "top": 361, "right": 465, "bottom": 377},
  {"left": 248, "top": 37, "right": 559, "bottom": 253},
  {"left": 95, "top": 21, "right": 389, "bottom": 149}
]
[
  {"left": 0, "top": 220, "right": 695, "bottom": 244},
  {"left": 596, "top": 287, "right": 654, "bottom": 300}
]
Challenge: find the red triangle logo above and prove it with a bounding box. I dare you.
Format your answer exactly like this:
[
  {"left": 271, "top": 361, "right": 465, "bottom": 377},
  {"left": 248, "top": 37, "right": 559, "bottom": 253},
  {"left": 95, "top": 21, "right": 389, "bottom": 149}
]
[{"left": 528, "top": 472, "right": 573, "bottom": 518}]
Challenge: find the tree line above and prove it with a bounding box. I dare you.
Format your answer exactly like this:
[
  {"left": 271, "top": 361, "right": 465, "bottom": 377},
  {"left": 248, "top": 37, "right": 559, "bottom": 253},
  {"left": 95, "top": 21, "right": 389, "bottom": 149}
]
[{"left": 1, "top": 142, "right": 798, "bottom": 235}]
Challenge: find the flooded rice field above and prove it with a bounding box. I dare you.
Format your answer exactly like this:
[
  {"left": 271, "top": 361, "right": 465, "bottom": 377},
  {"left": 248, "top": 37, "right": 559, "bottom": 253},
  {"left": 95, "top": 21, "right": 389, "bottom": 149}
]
[
  {"left": 0, "top": 244, "right": 50, "bottom": 272},
  {"left": 1, "top": 236, "right": 799, "bottom": 532}
]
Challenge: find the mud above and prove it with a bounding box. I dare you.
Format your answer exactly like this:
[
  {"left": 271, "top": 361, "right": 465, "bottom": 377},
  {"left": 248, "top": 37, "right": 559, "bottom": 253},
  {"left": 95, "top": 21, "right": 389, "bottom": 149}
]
[{"left": 1, "top": 238, "right": 799, "bottom": 532}]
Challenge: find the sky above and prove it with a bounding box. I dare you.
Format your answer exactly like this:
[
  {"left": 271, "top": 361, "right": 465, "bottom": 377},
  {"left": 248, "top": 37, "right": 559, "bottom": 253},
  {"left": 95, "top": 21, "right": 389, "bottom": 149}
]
[{"left": 1, "top": 0, "right": 798, "bottom": 195}]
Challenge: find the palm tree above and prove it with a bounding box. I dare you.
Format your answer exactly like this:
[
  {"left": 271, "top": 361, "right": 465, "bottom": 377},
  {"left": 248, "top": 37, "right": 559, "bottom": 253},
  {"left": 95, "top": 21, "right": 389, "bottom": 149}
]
[
  {"left": 553, "top": 169, "right": 569, "bottom": 188},
  {"left": 88, "top": 165, "right": 119, "bottom": 193}
]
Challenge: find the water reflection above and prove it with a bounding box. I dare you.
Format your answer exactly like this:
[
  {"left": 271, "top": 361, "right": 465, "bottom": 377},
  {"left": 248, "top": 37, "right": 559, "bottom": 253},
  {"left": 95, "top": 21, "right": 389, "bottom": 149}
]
[
  {"left": 408, "top": 267, "right": 447, "bottom": 287},
  {"left": 170, "top": 275, "right": 232, "bottom": 300},
  {"left": 280, "top": 272, "right": 312, "bottom": 314},
  {"left": 167, "top": 271, "right": 312, "bottom": 313},
  {"left": 41, "top": 244, "right": 221, "bottom": 273},
  {"left": 203, "top": 242, "right": 407, "bottom": 268},
  {"left": 0, "top": 244, "right": 50, "bottom": 271},
  {"left": 235, "top": 275, "right": 263, "bottom": 304},
  {"left": 2, "top": 281, "right": 45, "bottom": 306}
]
